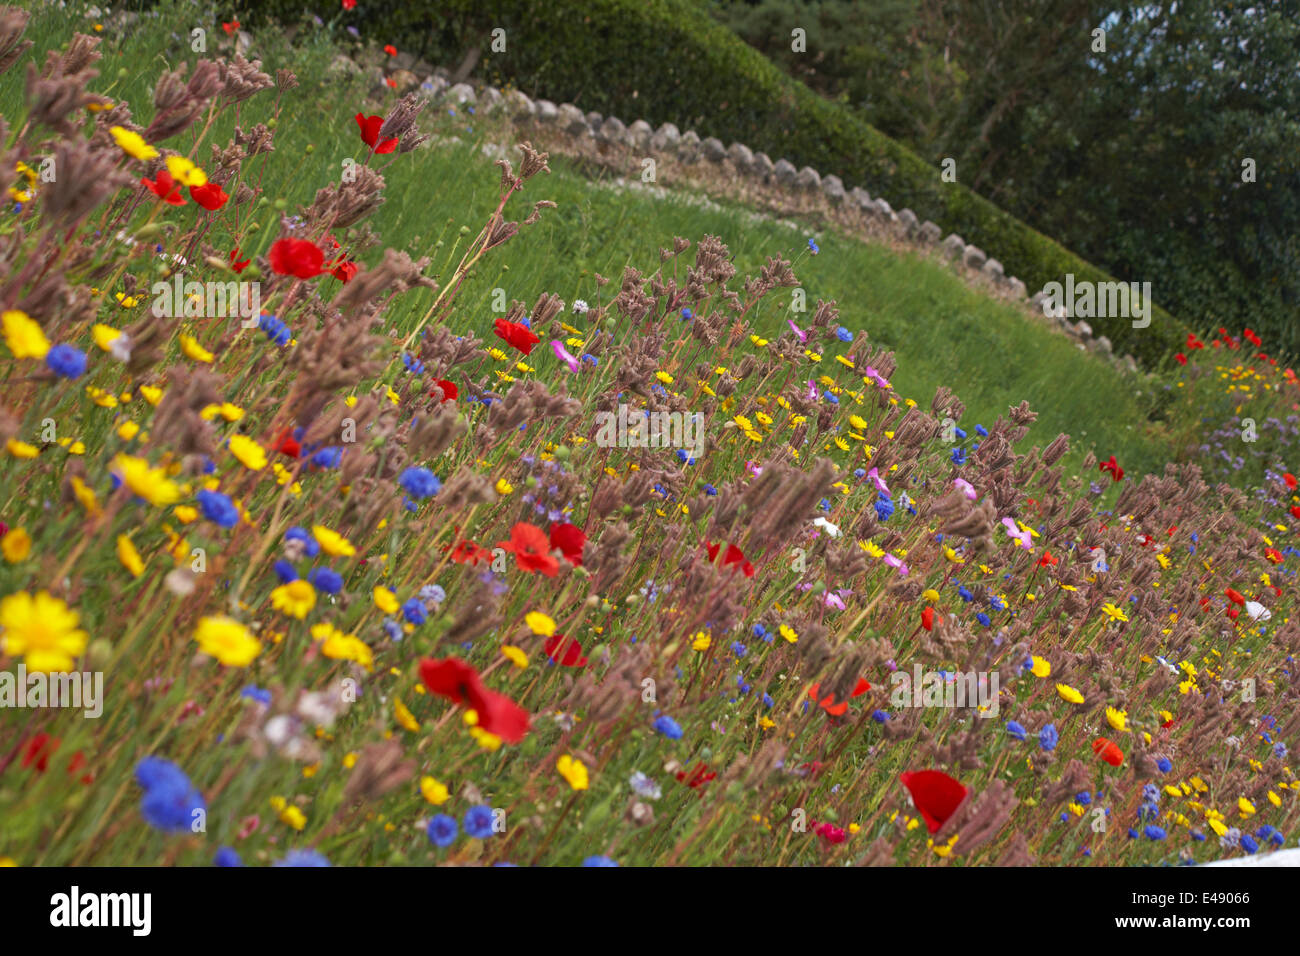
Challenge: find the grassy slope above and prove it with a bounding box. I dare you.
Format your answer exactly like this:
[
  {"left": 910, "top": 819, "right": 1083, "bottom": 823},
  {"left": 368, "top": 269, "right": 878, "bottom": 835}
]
[{"left": 6, "top": 2, "right": 1171, "bottom": 482}]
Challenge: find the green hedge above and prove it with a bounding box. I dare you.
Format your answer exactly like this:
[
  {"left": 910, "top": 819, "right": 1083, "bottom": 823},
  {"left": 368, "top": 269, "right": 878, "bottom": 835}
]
[{"left": 257, "top": 0, "right": 1189, "bottom": 366}]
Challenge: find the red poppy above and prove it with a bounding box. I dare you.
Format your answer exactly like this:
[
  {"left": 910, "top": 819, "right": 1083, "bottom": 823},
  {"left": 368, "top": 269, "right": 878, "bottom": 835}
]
[
  {"left": 189, "top": 181, "right": 229, "bottom": 211},
  {"left": 1038, "top": 551, "right": 1059, "bottom": 567},
  {"left": 812, "top": 821, "right": 848, "bottom": 844},
  {"left": 899, "top": 770, "right": 968, "bottom": 835},
  {"left": 497, "top": 522, "right": 559, "bottom": 576},
  {"left": 20, "top": 733, "right": 57, "bottom": 772},
  {"left": 383, "top": 44, "right": 398, "bottom": 57},
  {"left": 807, "top": 678, "right": 870, "bottom": 716},
  {"left": 342, "top": 0, "right": 356, "bottom": 8},
  {"left": 355, "top": 113, "right": 399, "bottom": 154},
  {"left": 704, "top": 540, "right": 755, "bottom": 577},
  {"left": 272, "top": 427, "right": 300, "bottom": 458},
  {"left": 418, "top": 657, "right": 530, "bottom": 743},
  {"left": 66, "top": 750, "right": 94, "bottom": 785},
  {"left": 1226, "top": 607, "right": 1240, "bottom": 620},
  {"left": 1187, "top": 333, "right": 1205, "bottom": 350},
  {"left": 1224, "top": 588, "right": 1245, "bottom": 606},
  {"left": 141, "top": 169, "right": 186, "bottom": 205},
  {"left": 1265, "top": 548, "right": 1283, "bottom": 564},
  {"left": 1175, "top": 352, "right": 1188, "bottom": 365},
  {"left": 1092, "top": 737, "right": 1124, "bottom": 767},
  {"left": 1243, "top": 328, "right": 1262, "bottom": 348},
  {"left": 328, "top": 258, "right": 358, "bottom": 283},
  {"left": 493, "top": 318, "right": 540, "bottom": 356},
  {"left": 229, "top": 247, "right": 250, "bottom": 273},
  {"left": 385, "top": 77, "right": 397, "bottom": 90},
  {"left": 222, "top": 20, "right": 240, "bottom": 35},
  {"left": 430, "top": 379, "right": 458, "bottom": 403},
  {"left": 268, "top": 238, "right": 325, "bottom": 279},
  {"left": 1286, "top": 473, "right": 1298, "bottom": 491},
  {"left": 675, "top": 762, "right": 717, "bottom": 792},
  {"left": 1098, "top": 455, "right": 1124, "bottom": 482},
  {"left": 549, "top": 522, "right": 586, "bottom": 566},
  {"left": 920, "top": 607, "right": 934, "bottom": 631},
  {"left": 449, "top": 538, "right": 492, "bottom": 566},
  {"left": 543, "top": 634, "right": 587, "bottom": 667}
]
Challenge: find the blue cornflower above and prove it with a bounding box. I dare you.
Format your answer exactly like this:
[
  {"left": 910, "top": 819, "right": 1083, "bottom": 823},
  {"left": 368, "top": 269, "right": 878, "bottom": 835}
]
[
  {"left": 582, "top": 855, "right": 619, "bottom": 867},
  {"left": 240, "top": 686, "right": 272, "bottom": 707},
  {"left": 402, "top": 598, "right": 427, "bottom": 625},
  {"left": 46, "top": 344, "right": 87, "bottom": 378},
  {"left": 951, "top": 447, "right": 967, "bottom": 465},
  {"left": 197, "top": 488, "right": 239, "bottom": 528},
  {"left": 976, "top": 612, "right": 991, "bottom": 627},
  {"left": 258, "top": 314, "right": 291, "bottom": 346},
  {"left": 403, "top": 352, "right": 425, "bottom": 374},
  {"left": 463, "top": 805, "right": 495, "bottom": 840},
  {"left": 975, "top": 424, "right": 988, "bottom": 437},
  {"left": 309, "top": 446, "right": 343, "bottom": 468},
  {"left": 653, "top": 715, "right": 683, "bottom": 739},
  {"left": 383, "top": 619, "right": 404, "bottom": 642},
  {"left": 419, "top": 584, "right": 446, "bottom": 604},
  {"left": 398, "top": 466, "right": 442, "bottom": 499},
  {"left": 1039, "top": 724, "right": 1059, "bottom": 751},
  {"left": 681, "top": 308, "right": 693, "bottom": 320},
  {"left": 875, "top": 495, "right": 895, "bottom": 521},
  {"left": 285, "top": 527, "right": 320, "bottom": 557},
  {"left": 274, "top": 849, "right": 331, "bottom": 867},
  {"left": 1156, "top": 757, "right": 1172, "bottom": 773},
  {"left": 214, "top": 846, "right": 243, "bottom": 867},
  {"left": 1240, "top": 834, "right": 1259, "bottom": 854},
  {"left": 762, "top": 693, "right": 774, "bottom": 708},
  {"left": 1006, "top": 720, "right": 1027, "bottom": 740},
  {"left": 307, "top": 567, "right": 343, "bottom": 594},
  {"left": 871, "top": 709, "right": 891, "bottom": 723},
  {"left": 835, "top": 326, "right": 853, "bottom": 342},
  {"left": 134, "top": 757, "right": 191, "bottom": 792},
  {"left": 427, "top": 814, "right": 458, "bottom": 848},
  {"left": 135, "top": 757, "right": 205, "bottom": 832},
  {"left": 273, "top": 559, "right": 298, "bottom": 583},
  {"left": 958, "top": 586, "right": 974, "bottom": 602}
]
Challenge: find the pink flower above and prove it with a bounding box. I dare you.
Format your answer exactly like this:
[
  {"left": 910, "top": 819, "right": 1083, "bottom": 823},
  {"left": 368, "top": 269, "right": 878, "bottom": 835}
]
[
  {"left": 745, "top": 460, "right": 763, "bottom": 478},
  {"left": 807, "top": 379, "right": 818, "bottom": 401},
  {"left": 1001, "top": 517, "right": 1033, "bottom": 550},
  {"left": 824, "top": 591, "right": 845, "bottom": 610},
  {"left": 883, "top": 554, "right": 909, "bottom": 576},
  {"left": 787, "top": 319, "right": 807, "bottom": 342},
  {"left": 550, "top": 339, "right": 580, "bottom": 372},
  {"left": 863, "top": 366, "right": 891, "bottom": 388},
  {"left": 954, "top": 477, "right": 976, "bottom": 500},
  {"left": 866, "top": 467, "right": 890, "bottom": 496}
]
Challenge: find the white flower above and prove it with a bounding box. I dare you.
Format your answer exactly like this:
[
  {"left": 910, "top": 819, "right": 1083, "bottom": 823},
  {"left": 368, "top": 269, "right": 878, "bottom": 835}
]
[
  {"left": 572, "top": 299, "right": 589, "bottom": 314},
  {"left": 1244, "top": 601, "right": 1271, "bottom": 621},
  {"left": 813, "top": 516, "right": 841, "bottom": 537}
]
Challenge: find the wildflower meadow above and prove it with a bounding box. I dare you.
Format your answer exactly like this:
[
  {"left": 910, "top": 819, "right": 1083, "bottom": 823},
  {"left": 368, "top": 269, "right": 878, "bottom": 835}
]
[{"left": 1, "top": 1, "right": 1298, "bottom": 887}]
